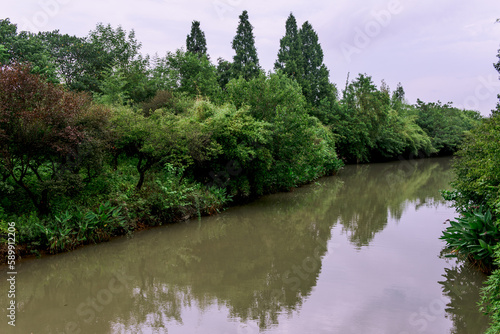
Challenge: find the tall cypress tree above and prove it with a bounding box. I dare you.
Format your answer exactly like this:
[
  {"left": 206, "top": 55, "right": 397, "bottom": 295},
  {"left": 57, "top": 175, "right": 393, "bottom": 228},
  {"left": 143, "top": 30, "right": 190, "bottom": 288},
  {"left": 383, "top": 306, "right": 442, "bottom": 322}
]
[
  {"left": 231, "top": 10, "right": 260, "bottom": 80},
  {"left": 274, "top": 13, "right": 303, "bottom": 81},
  {"left": 495, "top": 35, "right": 500, "bottom": 115},
  {"left": 186, "top": 20, "right": 207, "bottom": 58},
  {"left": 298, "top": 21, "right": 333, "bottom": 106}
]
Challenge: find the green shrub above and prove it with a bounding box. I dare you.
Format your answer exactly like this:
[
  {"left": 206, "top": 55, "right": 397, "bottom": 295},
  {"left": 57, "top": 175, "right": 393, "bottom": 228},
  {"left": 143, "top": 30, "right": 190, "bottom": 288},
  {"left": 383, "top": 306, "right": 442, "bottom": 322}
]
[
  {"left": 35, "top": 212, "right": 75, "bottom": 253},
  {"left": 480, "top": 245, "right": 500, "bottom": 334},
  {"left": 73, "top": 201, "right": 129, "bottom": 244},
  {"left": 150, "top": 164, "right": 196, "bottom": 214},
  {"left": 193, "top": 186, "right": 232, "bottom": 216},
  {"left": 15, "top": 212, "right": 45, "bottom": 248},
  {"left": 448, "top": 115, "right": 500, "bottom": 215},
  {"left": 441, "top": 208, "right": 500, "bottom": 273}
]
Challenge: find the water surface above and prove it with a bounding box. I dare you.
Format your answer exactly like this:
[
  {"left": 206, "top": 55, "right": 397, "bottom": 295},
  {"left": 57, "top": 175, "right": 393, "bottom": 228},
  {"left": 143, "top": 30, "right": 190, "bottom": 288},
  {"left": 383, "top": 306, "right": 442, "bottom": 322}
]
[{"left": 0, "top": 157, "right": 491, "bottom": 333}]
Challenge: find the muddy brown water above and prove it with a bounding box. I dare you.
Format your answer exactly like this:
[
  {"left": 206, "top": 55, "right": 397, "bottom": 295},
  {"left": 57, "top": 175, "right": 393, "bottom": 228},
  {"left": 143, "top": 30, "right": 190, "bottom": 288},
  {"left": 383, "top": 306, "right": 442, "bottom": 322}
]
[{"left": 0, "top": 157, "right": 491, "bottom": 334}]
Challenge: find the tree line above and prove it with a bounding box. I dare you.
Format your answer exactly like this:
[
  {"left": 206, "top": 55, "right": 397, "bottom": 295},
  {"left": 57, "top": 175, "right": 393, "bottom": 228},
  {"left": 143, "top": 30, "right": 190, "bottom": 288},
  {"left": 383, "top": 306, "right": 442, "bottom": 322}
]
[{"left": 0, "top": 11, "right": 483, "bottom": 256}]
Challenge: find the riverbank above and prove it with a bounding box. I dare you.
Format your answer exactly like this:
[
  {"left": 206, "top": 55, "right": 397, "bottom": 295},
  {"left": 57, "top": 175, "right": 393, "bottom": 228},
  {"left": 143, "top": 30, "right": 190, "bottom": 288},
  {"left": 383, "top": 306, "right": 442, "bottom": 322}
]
[
  {"left": 0, "top": 160, "right": 342, "bottom": 262},
  {"left": 1, "top": 152, "right": 446, "bottom": 264}
]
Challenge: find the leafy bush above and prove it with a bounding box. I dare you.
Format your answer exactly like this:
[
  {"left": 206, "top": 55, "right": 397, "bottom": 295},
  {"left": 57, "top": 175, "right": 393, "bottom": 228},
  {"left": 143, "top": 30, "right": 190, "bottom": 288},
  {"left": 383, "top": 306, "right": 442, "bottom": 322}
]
[
  {"left": 14, "top": 212, "right": 45, "bottom": 250},
  {"left": 149, "top": 164, "right": 197, "bottom": 217},
  {"left": 3, "top": 202, "right": 131, "bottom": 254},
  {"left": 446, "top": 115, "right": 500, "bottom": 215},
  {"left": 441, "top": 208, "right": 500, "bottom": 273},
  {"left": 140, "top": 90, "right": 194, "bottom": 116},
  {"left": 220, "top": 72, "right": 343, "bottom": 193},
  {"left": 443, "top": 116, "right": 500, "bottom": 269},
  {"left": 194, "top": 186, "right": 232, "bottom": 216},
  {"left": 481, "top": 245, "right": 500, "bottom": 334},
  {"left": 414, "top": 100, "right": 482, "bottom": 155},
  {"left": 35, "top": 212, "right": 75, "bottom": 253},
  {"left": 194, "top": 101, "right": 272, "bottom": 197},
  {"left": 441, "top": 112, "right": 500, "bottom": 332}
]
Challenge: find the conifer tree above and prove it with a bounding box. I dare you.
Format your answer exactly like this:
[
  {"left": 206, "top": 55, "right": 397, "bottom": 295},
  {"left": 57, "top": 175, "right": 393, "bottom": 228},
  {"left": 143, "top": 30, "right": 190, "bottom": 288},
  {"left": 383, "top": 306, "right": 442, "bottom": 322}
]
[
  {"left": 391, "top": 82, "right": 405, "bottom": 105},
  {"left": 298, "top": 21, "right": 332, "bottom": 105},
  {"left": 231, "top": 10, "right": 260, "bottom": 80},
  {"left": 186, "top": 20, "right": 207, "bottom": 58},
  {"left": 274, "top": 13, "right": 303, "bottom": 81},
  {"left": 494, "top": 35, "right": 500, "bottom": 115}
]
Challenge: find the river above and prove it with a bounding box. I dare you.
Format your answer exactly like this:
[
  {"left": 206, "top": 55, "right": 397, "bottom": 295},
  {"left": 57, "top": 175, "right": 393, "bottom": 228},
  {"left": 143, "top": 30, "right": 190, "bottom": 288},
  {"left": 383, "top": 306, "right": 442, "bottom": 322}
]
[{"left": 0, "top": 157, "right": 491, "bottom": 333}]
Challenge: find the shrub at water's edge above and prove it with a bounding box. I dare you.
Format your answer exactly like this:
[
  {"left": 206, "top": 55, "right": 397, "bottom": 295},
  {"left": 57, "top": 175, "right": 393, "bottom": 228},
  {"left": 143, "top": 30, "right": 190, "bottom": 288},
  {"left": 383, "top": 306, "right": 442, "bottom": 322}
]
[
  {"left": 440, "top": 208, "right": 499, "bottom": 273},
  {"left": 481, "top": 245, "right": 500, "bottom": 334},
  {"left": 440, "top": 113, "right": 500, "bottom": 331}
]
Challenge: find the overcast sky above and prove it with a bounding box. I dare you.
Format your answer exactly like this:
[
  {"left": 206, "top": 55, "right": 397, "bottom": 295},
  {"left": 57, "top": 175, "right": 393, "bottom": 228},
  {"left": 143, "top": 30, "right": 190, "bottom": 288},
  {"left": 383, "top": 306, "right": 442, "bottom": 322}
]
[{"left": 2, "top": 0, "right": 500, "bottom": 115}]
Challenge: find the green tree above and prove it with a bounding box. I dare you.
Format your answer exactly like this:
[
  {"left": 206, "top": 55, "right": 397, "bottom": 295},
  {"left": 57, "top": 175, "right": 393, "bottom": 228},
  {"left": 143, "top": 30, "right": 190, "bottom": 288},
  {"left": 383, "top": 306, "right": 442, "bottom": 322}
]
[
  {"left": 125, "top": 54, "right": 157, "bottom": 103},
  {"left": 87, "top": 23, "right": 141, "bottom": 69},
  {"left": 274, "top": 13, "right": 303, "bottom": 81},
  {"left": 333, "top": 74, "right": 434, "bottom": 162},
  {"left": 0, "top": 19, "right": 58, "bottom": 82},
  {"left": 111, "top": 107, "right": 174, "bottom": 190},
  {"left": 414, "top": 100, "right": 481, "bottom": 154},
  {"left": 189, "top": 101, "right": 272, "bottom": 197},
  {"left": 37, "top": 31, "right": 92, "bottom": 89},
  {"left": 84, "top": 23, "right": 143, "bottom": 94},
  {"left": 391, "top": 82, "right": 406, "bottom": 108},
  {"left": 225, "top": 71, "right": 306, "bottom": 122},
  {"left": 186, "top": 20, "right": 208, "bottom": 58},
  {"left": 446, "top": 114, "right": 500, "bottom": 214},
  {"left": 336, "top": 74, "right": 388, "bottom": 162},
  {"left": 95, "top": 66, "right": 130, "bottom": 105},
  {"left": 0, "top": 18, "right": 18, "bottom": 60},
  {"left": 111, "top": 106, "right": 215, "bottom": 190},
  {"left": 231, "top": 10, "right": 261, "bottom": 80},
  {"left": 160, "top": 49, "right": 221, "bottom": 100},
  {"left": 494, "top": 35, "right": 500, "bottom": 116},
  {"left": 225, "top": 72, "right": 342, "bottom": 191},
  {"left": 298, "top": 21, "right": 333, "bottom": 106},
  {"left": 216, "top": 57, "right": 232, "bottom": 90},
  {"left": 0, "top": 44, "right": 8, "bottom": 63}
]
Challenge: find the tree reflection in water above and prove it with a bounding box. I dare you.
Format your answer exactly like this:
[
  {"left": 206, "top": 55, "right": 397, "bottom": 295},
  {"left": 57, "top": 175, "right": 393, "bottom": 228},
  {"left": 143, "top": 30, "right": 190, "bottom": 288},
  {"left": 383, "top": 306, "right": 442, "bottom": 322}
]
[{"left": 438, "top": 256, "right": 490, "bottom": 334}]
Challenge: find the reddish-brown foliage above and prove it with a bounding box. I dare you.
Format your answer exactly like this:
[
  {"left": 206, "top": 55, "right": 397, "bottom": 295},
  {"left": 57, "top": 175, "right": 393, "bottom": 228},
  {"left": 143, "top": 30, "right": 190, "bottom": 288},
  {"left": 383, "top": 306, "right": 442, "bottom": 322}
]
[{"left": 0, "top": 63, "right": 109, "bottom": 214}]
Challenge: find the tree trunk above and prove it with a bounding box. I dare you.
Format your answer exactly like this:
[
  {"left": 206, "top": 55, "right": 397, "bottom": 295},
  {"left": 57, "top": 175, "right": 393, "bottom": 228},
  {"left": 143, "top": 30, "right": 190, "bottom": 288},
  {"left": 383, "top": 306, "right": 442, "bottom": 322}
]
[
  {"left": 112, "top": 152, "right": 119, "bottom": 171},
  {"left": 38, "top": 188, "right": 50, "bottom": 216},
  {"left": 136, "top": 154, "right": 152, "bottom": 191},
  {"left": 15, "top": 180, "right": 50, "bottom": 215}
]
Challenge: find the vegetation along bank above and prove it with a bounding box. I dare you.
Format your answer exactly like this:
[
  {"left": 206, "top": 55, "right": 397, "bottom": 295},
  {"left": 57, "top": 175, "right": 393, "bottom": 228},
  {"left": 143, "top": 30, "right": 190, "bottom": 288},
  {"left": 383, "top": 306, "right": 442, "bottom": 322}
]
[{"left": 0, "top": 12, "right": 483, "bottom": 261}]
